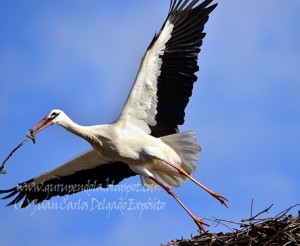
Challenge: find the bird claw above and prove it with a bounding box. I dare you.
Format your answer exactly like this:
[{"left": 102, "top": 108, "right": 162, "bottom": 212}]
[
  {"left": 194, "top": 217, "right": 210, "bottom": 234},
  {"left": 212, "top": 192, "right": 228, "bottom": 207}
]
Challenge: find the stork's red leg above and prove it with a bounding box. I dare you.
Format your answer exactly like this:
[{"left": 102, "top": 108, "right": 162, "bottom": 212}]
[
  {"left": 148, "top": 175, "right": 209, "bottom": 233},
  {"left": 162, "top": 159, "right": 228, "bottom": 207}
]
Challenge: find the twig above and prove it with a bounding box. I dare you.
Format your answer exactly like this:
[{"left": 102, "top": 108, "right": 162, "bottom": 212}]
[
  {"left": 250, "top": 198, "right": 254, "bottom": 220},
  {"left": 0, "top": 132, "right": 36, "bottom": 174},
  {"left": 242, "top": 204, "right": 274, "bottom": 222},
  {"left": 274, "top": 203, "right": 300, "bottom": 219},
  {"left": 209, "top": 217, "right": 245, "bottom": 230}
]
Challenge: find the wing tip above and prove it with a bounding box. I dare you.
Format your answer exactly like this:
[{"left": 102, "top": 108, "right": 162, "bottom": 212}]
[
  {"left": 1, "top": 185, "right": 33, "bottom": 208},
  {"left": 169, "top": 0, "right": 218, "bottom": 13}
]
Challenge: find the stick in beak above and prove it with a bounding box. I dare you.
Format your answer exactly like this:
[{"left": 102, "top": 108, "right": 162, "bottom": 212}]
[
  {"left": 28, "top": 117, "right": 54, "bottom": 137},
  {"left": 1, "top": 111, "right": 60, "bottom": 174}
]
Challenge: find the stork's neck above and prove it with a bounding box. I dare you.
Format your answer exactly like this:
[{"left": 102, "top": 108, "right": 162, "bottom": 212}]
[{"left": 58, "top": 114, "right": 110, "bottom": 144}]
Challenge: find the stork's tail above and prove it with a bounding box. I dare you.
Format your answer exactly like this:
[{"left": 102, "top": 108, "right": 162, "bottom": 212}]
[
  {"left": 160, "top": 131, "right": 201, "bottom": 175},
  {"left": 140, "top": 131, "right": 201, "bottom": 188}
]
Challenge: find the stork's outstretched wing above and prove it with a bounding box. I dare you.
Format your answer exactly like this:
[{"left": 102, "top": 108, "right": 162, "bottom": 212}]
[
  {"left": 119, "top": 0, "right": 217, "bottom": 137},
  {"left": 0, "top": 150, "right": 136, "bottom": 208}
]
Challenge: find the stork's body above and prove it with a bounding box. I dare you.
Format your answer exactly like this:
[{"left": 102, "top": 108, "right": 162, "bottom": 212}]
[
  {"left": 56, "top": 112, "right": 176, "bottom": 163},
  {"left": 51, "top": 110, "right": 197, "bottom": 188},
  {"left": 1, "top": 0, "right": 227, "bottom": 233}
]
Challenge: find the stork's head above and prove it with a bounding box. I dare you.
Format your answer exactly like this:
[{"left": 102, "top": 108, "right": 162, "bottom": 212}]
[{"left": 28, "top": 109, "right": 67, "bottom": 135}]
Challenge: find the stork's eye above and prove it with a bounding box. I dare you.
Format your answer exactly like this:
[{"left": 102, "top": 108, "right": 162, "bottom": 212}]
[{"left": 50, "top": 112, "right": 60, "bottom": 119}]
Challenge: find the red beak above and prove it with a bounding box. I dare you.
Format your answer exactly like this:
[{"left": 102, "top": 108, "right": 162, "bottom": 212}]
[{"left": 28, "top": 117, "right": 54, "bottom": 135}]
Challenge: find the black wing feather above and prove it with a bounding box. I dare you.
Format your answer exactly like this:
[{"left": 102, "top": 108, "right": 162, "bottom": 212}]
[
  {"left": 149, "top": 0, "right": 217, "bottom": 137},
  {"left": 1, "top": 161, "right": 136, "bottom": 208}
]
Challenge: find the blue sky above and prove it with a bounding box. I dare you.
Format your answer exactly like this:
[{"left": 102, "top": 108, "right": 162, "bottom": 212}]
[{"left": 1, "top": 0, "right": 300, "bottom": 245}]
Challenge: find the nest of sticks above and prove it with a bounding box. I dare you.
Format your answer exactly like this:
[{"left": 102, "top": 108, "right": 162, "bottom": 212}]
[{"left": 164, "top": 204, "right": 300, "bottom": 246}]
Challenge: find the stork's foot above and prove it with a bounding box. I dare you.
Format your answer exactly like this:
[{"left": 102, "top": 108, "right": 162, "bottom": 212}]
[
  {"left": 194, "top": 217, "right": 210, "bottom": 234},
  {"left": 211, "top": 192, "right": 228, "bottom": 207},
  {"left": 160, "top": 159, "right": 229, "bottom": 207}
]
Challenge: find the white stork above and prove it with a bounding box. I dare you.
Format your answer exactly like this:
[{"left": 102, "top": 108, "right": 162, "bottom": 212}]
[{"left": 1, "top": 0, "right": 227, "bottom": 233}]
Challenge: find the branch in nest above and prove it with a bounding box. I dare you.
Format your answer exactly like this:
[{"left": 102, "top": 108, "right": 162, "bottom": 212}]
[{"left": 163, "top": 203, "right": 300, "bottom": 246}]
